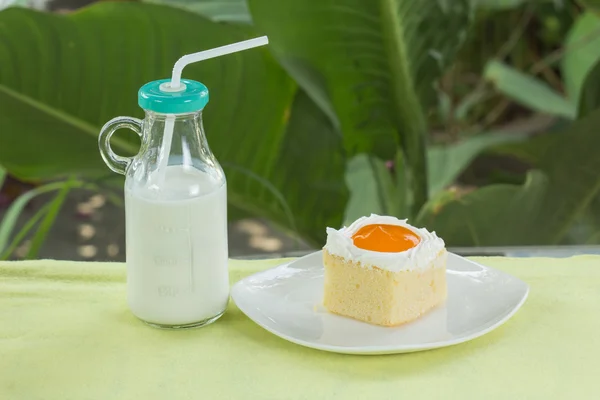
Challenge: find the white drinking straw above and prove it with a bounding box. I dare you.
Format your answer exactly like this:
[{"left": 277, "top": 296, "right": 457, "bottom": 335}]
[
  {"left": 169, "top": 36, "right": 269, "bottom": 90},
  {"left": 153, "top": 36, "right": 269, "bottom": 188}
]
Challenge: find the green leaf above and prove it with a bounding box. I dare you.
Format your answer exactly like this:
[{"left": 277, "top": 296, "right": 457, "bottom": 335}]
[
  {"left": 563, "top": 199, "right": 600, "bottom": 245},
  {"left": 418, "top": 108, "right": 600, "bottom": 245},
  {"left": 417, "top": 170, "right": 548, "bottom": 246},
  {"left": 144, "top": 0, "right": 252, "bottom": 24},
  {"left": 0, "top": 180, "right": 84, "bottom": 254},
  {"left": 0, "top": 4, "right": 346, "bottom": 243},
  {"left": 0, "top": 201, "right": 51, "bottom": 260},
  {"left": 578, "top": 59, "right": 600, "bottom": 118},
  {"left": 0, "top": 165, "right": 5, "bottom": 188},
  {"left": 562, "top": 12, "right": 600, "bottom": 107},
  {"left": 344, "top": 154, "right": 402, "bottom": 226},
  {"left": 437, "top": 89, "right": 452, "bottom": 125},
  {"left": 484, "top": 60, "right": 576, "bottom": 118},
  {"left": 25, "top": 178, "right": 73, "bottom": 259},
  {"left": 579, "top": 0, "right": 600, "bottom": 13},
  {"left": 268, "top": 90, "right": 348, "bottom": 243},
  {"left": 476, "top": 0, "right": 526, "bottom": 9},
  {"left": 427, "top": 131, "right": 527, "bottom": 195},
  {"left": 0, "top": 4, "right": 293, "bottom": 180},
  {"left": 248, "top": 0, "right": 474, "bottom": 214},
  {"left": 512, "top": 109, "right": 600, "bottom": 243},
  {"left": 475, "top": 0, "right": 558, "bottom": 10}
]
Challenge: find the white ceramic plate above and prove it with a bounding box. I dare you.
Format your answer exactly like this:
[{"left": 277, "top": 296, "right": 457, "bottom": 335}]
[{"left": 232, "top": 251, "right": 528, "bottom": 355}]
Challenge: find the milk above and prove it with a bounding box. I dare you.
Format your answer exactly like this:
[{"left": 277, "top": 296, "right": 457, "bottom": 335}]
[{"left": 125, "top": 165, "right": 229, "bottom": 326}]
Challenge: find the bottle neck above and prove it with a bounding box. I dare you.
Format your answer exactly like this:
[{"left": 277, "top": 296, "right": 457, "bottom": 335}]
[
  {"left": 143, "top": 109, "right": 213, "bottom": 166},
  {"left": 146, "top": 110, "right": 202, "bottom": 121},
  {"left": 146, "top": 109, "right": 206, "bottom": 140},
  {"left": 125, "top": 108, "right": 225, "bottom": 197}
]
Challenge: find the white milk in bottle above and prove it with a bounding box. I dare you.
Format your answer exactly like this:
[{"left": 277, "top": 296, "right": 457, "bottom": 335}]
[
  {"left": 125, "top": 166, "right": 229, "bottom": 326},
  {"left": 98, "top": 37, "right": 270, "bottom": 328}
]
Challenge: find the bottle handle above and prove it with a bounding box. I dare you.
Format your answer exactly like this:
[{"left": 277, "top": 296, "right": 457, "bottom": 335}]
[{"left": 98, "top": 116, "right": 143, "bottom": 175}]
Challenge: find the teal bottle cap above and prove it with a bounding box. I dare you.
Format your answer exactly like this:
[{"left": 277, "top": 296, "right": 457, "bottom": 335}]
[{"left": 138, "top": 79, "right": 209, "bottom": 114}]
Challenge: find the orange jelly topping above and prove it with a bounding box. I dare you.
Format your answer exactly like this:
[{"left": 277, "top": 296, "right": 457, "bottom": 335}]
[{"left": 352, "top": 224, "right": 421, "bottom": 253}]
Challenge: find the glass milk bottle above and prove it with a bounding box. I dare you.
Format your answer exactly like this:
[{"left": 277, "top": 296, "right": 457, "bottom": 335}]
[{"left": 98, "top": 79, "right": 228, "bottom": 329}]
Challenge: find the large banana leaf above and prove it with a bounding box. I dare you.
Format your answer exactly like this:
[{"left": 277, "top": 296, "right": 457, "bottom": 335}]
[
  {"left": 476, "top": 0, "right": 559, "bottom": 10},
  {"left": 269, "top": 90, "right": 348, "bottom": 241},
  {"left": 343, "top": 153, "right": 404, "bottom": 226},
  {"left": 248, "top": 0, "right": 474, "bottom": 214},
  {"left": 476, "top": 0, "right": 526, "bottom": 9},
  {"left": 578, "top": 60, "right": 600, "bottom": 118},
  {"left": 417, "top": 108, "right": 600, "bottom": 246},
  {"left": 562, "top": 12, "right": 600, "bottom": 107},
  {"left": 144, "top": 0, "right": 252, "bottom": 23},
  {"left": 417, "top": 170, "right": 548, "bottom": 246},
  {"left": 0, "top": 3, "right": 345, "bottom": 244}
]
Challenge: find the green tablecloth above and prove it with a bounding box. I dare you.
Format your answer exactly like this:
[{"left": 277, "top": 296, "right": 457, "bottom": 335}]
[{"left": 1, "top": 256, "right": 599, "bottom": 399}]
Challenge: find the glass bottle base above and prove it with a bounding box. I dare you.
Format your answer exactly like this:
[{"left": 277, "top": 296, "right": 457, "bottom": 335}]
[{"left": 141, "top": 310, "right": 225, "bottom": 330}]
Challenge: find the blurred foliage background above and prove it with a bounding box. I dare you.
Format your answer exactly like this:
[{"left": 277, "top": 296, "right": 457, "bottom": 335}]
[{"left": 1, "top": 0, "right": 600, "bottom": 259}]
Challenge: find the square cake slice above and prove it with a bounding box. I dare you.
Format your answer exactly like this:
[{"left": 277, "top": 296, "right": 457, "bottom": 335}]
[{"left": 323, "top": 214, "right": 447, "bottom": 327}]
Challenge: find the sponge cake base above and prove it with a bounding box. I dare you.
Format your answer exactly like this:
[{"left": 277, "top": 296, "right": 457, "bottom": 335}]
[{"left": 323, "top": 249, "right": 447, "bottom": 327}]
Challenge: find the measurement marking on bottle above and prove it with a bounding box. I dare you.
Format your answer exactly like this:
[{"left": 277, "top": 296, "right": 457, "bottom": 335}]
[
  {"left": 186, "top": 206, "right": 195, "bottom": 293},
  {"left": 154, "top": 256, "right": 179, "bottom": 266},
  {"left": 150, "top": 207, "right": 195, "bottom": 293},
  {"left": 157, "top": 225, "right": 190, "bottom": 233},
  {"left": 158, "top": 285, "right": 179, "bottom": 297}
]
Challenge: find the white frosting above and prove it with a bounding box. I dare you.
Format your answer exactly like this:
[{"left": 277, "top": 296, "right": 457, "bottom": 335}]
[{"left": 324, "top": 214, "right": 445, "bottom": 272}]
